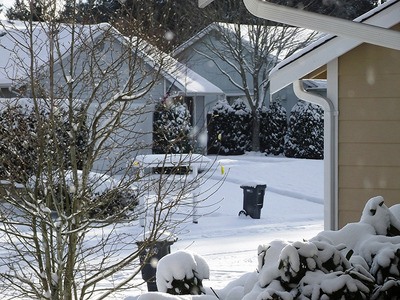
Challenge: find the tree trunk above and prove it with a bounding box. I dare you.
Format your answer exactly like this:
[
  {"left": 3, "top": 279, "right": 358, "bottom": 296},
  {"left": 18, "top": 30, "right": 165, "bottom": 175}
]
[{"left": 251, "top": 112, "right": 260, "bottom": 152}]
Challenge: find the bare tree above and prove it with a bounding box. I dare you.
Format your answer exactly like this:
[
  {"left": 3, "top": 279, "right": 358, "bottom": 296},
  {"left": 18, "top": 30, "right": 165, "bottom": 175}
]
[
  {"left": 0, "top": 1, "right": 220, "bottom": 299},
  {"left": 176, "top": 6, "right": 318, "bottom": 151}
]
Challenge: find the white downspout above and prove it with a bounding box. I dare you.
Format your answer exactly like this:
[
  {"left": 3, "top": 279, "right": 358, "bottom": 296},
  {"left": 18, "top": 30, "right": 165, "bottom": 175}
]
[{"left": 293, "top": 80, "right": 337, "bottom": 230}]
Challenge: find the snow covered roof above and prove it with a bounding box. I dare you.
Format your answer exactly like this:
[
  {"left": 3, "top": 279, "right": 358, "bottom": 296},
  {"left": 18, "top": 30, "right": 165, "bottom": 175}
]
[
  {"left": 158, "top": 55, "right": 224, "bottom": 95},
  {"left": 0, "top": 20, "right": 223, "bottom": 95},
  {"left": 269, "top": 0, "right": 400, "bottom": 93},
  {"left": 172, "top": 22, "right": 320, "bottom": 61},
  {"left": 0, "top": 20, "right": 110, "bottom": 86}
]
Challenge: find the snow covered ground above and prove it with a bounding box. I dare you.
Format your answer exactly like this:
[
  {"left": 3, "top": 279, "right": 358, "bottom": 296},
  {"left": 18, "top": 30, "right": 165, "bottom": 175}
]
[{"left": 129, "top": 153, "right": 325, "bottom": 298}]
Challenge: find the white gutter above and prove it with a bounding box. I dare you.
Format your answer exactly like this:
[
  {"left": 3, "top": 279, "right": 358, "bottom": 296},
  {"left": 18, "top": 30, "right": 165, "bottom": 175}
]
[
  {"left": 242, "top": 0, "right": 400, "bottom": 51},
  {"left": 293, "top": 80, "right": 338, "bottom": 230}
]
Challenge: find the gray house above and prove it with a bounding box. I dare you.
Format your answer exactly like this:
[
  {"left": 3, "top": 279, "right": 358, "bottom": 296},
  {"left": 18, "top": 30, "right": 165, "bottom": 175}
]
[
  {"left": 172, "top": 22, "right": 320, "bottom": 116},
  {"left": 0, "top": 20, "right": 223, "bottom": 173}
]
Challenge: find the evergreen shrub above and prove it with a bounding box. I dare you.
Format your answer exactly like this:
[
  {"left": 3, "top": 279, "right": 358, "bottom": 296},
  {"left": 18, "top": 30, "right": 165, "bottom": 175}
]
[
  {"left": 153, "top": 100, "right": 194, "bottom": 154},
  {"left": 259, "top": 102, "right": 287, "bottom": 155},
  {"left": 207, "top": 99, "right": 251, "bottom": 155},
  {"left": 284, "top": 100, "right": 324, "bottom": 159}
]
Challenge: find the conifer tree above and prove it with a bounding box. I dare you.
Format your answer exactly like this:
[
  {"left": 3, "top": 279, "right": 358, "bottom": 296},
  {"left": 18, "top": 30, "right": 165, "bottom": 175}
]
[
  {"left": 207, "top": 99, "right": 234, "bottom": 155},
  {"left": 259, "top": 102, "right": 287, "bottom": 156},
  {"left": 153, "top": 99, "right": 194, "bottom": 154},
  {"left": 207, "top": 99, "right": 252, "bottom": 155},
  {"left": 230, "top": 99, "right": 252, "bottom": 154},
  {"left": 6, "top": 0, "right": 46, "bottom": 21},
  {"left": 285, "top": 100, "right": 324, "bottom": 159}
]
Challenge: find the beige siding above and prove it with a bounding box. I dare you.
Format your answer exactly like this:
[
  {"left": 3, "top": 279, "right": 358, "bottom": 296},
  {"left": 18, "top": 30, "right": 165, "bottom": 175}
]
[{"left": 338, "top": 41, "right": 400, "bottom": 228}]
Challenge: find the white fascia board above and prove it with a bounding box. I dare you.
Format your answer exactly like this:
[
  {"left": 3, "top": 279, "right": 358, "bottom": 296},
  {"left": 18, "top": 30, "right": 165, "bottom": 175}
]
[
  {"left": 269, "top": 0, "right": 400, "bottom": 93},
  {"left": 243, "top": 0, "right": 400, "bottom": 50},
  {"left": 198, "top": 0, "right": 215, "bottom": 8},
  {"left": 269, "top": 36, "right": 358, "bottom": 93}
]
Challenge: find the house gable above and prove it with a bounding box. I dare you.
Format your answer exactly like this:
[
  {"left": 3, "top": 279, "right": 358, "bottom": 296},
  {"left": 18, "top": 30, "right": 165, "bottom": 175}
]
[
  {"left": 173, "top": 23, "right": 257, "bottom": 97},
  {"left": 174, "top": 22, "right": 319, "bottom": 117}
]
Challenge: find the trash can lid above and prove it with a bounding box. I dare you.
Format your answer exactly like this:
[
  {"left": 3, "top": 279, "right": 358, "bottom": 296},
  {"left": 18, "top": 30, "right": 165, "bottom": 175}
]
[{"left": 240, "top": 181, "right": 267, "bottom": 188}]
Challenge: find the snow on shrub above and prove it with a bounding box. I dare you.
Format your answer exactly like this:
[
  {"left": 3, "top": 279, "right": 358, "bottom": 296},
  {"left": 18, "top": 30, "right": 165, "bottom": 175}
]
[
  {"left": 229, "top": 99, "right": 252, "bottom": 154},
  {"left": 156, "top": 250, "right": 210, "bottom": 295},
  {"left": 207, "top": 99, "right": 251, "bottom": 155},
  {"left": 153, "top": 100, "right": 194, "bottom": 154},
  {"left": 259, "top": 102, "right": 287, "bottom": 156},
  {"left": 27, "top": 170, "right": 137, "bottom": 218},
  {"left": 207, "top": 99, "right": 234, "bottom": 154},
  {"left": 285, "top": 100, "right": 323, "bottom": 159},
  {"left": 137, "top": 292, "right": 218, "bottom": 300},
  {"left": 141, "top": 196, "right": 400, "bottom": 299},
  {"left": 0, "top": 99, "right": 88, "bottom": 182}
]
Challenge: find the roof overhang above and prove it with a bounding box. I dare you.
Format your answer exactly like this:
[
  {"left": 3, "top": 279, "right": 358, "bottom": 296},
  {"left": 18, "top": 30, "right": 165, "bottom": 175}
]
[
  {"left": 242, "top": 0, "right": 400, "bottom": 51},
  {"left": 198, "top": 0, "right": 215, "bottom": 8},
  {"left": 199, "top": 0, "right": 400, "bottom": 50},
  {"left": 198, "top": 0, "right": 400, "bottom": 94},
  {"left": 269, "top": 0, "right": 400, "bottom": 93}
]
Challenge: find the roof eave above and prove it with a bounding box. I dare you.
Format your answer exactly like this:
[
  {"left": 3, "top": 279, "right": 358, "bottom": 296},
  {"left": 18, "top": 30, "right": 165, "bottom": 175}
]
[
  {"left": 242, "top": 0, "right": 400, "bottom": 50},
  {"left": 268, "top": 0, "right": 400, "bottom": 93},
  {"left": 269, "top": 37, "right": 360, "bottom": 93},
  {"left": 198, "top": 0, "right": 214, "bottom": 8}
]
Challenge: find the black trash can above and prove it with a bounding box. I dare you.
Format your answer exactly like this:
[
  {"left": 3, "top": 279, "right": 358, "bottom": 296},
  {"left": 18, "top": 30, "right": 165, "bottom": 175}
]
[
  {"left": 239, "top": 184, "right": 267, "bottom": 219},
  {"left": 136, "top": 233, "right": 177, "bottom": 291}
]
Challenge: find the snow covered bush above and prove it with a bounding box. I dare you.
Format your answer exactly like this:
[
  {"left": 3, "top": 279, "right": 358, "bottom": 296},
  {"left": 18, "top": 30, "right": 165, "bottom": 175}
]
[
  {"left": 156, "top": 250, "right": 210, "bottom": 295},
  {"left": 27, "top": 170, "right": 137, "bottom": 219},
  {"left": 137, "top": 292, "right": 218, "bottom": 300},
  {"left": 259, "top": 102, "right": 287, "bottom": 156},
  {"left": 207, "top": 99, "right": 233, "bottom": 154},
  {"left": 0, "top": 103, "right": 38, "bottom": 182},
  {"left": 0, "top": 101, "right": 88, "bottom": 183},
  {"left": 229, "top": 99, "right": 252, "bottom": 154},
  {"left": 242, "top": 196, "right": 400, "bottom": 300},
  {"left": 285, "top": 100, "right": 323, "bottom": 159},
  {"left": 85, "top": 188, "right": 137, "bottom": 219},
  {"left": 153, "top": 100, "right": 194, "bottom": 154},
  {"left": 140, "top": 196, "right": 400, "bottom": 300},
  {"left": 207, "top": 99, "right": 251, "bottom": 155}
]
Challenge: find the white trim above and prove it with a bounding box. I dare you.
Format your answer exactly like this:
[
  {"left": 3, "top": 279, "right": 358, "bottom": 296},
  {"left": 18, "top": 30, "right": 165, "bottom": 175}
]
[
  {"left": 269, "top": 0, "right": 400, "bottom": 94},
  {"left": 291, "top": 59, "right": 339, "bottom": 231},
  {"left": 327, "top": 59, "right": 339, "bottom": 230},
  {"left": 198, "top": 0, "right": 214, "bottom": 8},
  {"left": 242, "top": 0, "right": 400, "bottom": 50},
  {"left": 293, "top": 79, "right": 338, "bottom": 230}
]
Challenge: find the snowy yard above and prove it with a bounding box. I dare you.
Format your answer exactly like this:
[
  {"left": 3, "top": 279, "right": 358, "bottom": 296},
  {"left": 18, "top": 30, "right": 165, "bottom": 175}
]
[
  {"left": 123, "top": 153, "right": 400, "bottom": 299},
  {"left": 3, "top": 152, "right": 398, "bottom": 299},
  {"left": 122, "top": 153, "right": 325, "bottom": 298}
]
